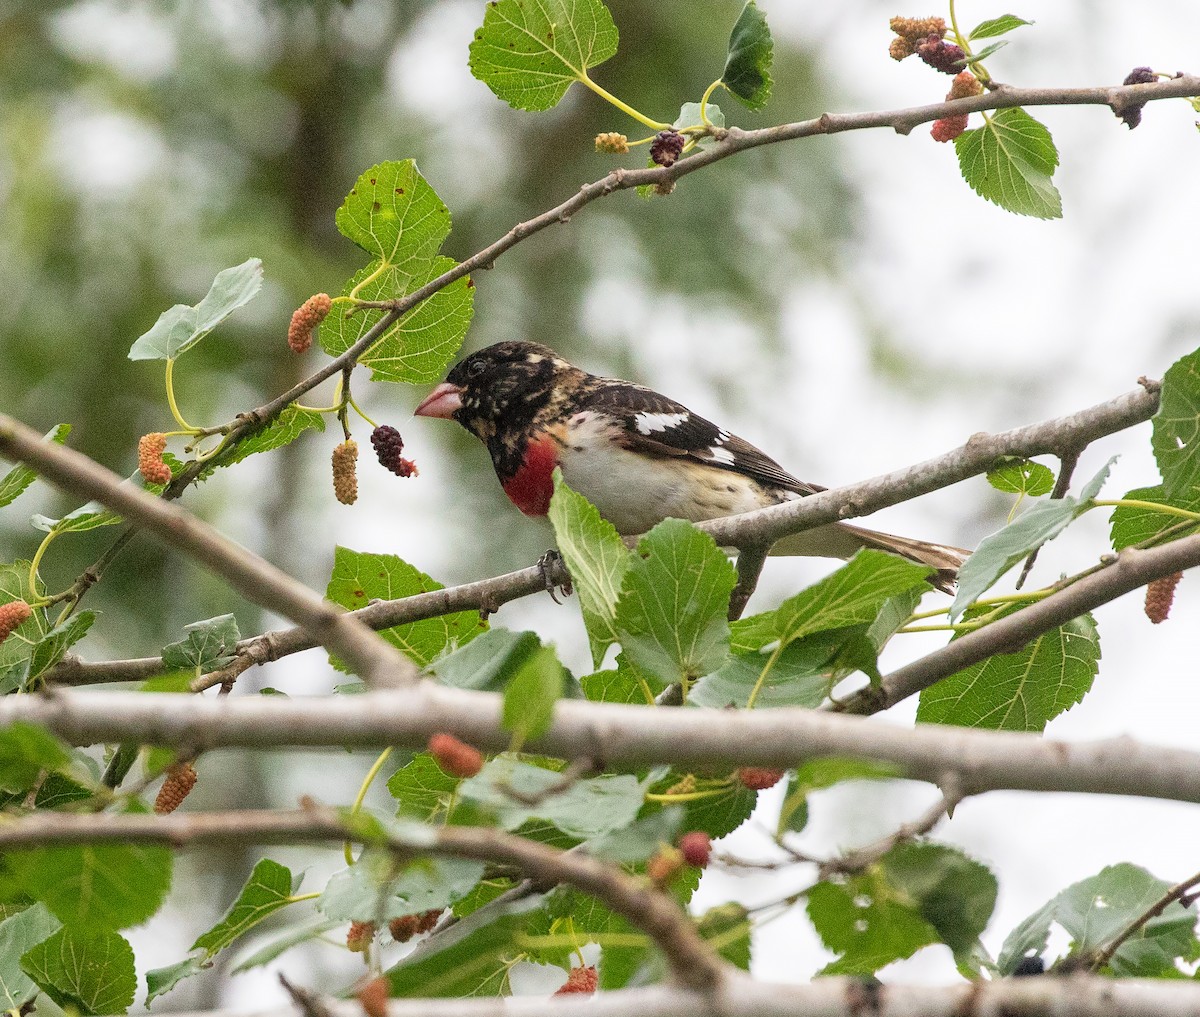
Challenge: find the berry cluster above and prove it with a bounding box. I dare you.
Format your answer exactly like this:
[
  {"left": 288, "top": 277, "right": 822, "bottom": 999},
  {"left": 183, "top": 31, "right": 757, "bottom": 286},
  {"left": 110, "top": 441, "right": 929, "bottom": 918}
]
[
  {"left": 650, "top": 129, "right": 685, "bottom": 167},
  {"left": 288, "top": 293, "right": 332, "bottom": 354},
  {"left": 371, "top": 425, "right": 419, "bottom": 478},
  {"left": 1145, "top": 571, "right": 1183, "bottom": 624},
  {"left": 0, "top": 600, "right": 33, "bottom": 646},
  {"left": 736, "top": 767, "right": 784, "bottom": 791},
  {"left": 154, "top": 761, "right": 198, "bottom": 814},
  {"left": 931, "top": 70, "right": 983, "bottom": 141},
  {"left": 594, "top": 132, "right": 630, "bottom": 154},
  {"left": 553, "top": 965, "right": 598, "bottom": 995},
  {"left": 888, "top": 16, "right": 946, "bottom": 60},
  {"left": 428, "top": 732, "right": 484, "bottom": 778},
  {"left": 389, "top": 909, "right": 443, "bottom": 942},
  {"left": 332, "top": 440, "right": 359, "bottom": 505},
  {"left": 138, "top": 432, "right": 172, "bottom": 486}
]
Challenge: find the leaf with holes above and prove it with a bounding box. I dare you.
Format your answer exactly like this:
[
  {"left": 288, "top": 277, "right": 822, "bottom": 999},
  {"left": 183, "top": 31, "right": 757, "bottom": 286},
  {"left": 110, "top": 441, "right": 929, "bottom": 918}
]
[
  {"left": 469, "top": 0, "right": 619, "bottom": 112},
  {"left": 1153, "top": 348, "right": 1200, "bottom": 500},
  {"left": 721, "top": 1, "right": 773, "bottom": 109},
  {"left": 987, "top": 457, "right": 1055, "bottom": 497},
  {"left": 955, "top": 107, "right": 1060, "bottom": 219}
]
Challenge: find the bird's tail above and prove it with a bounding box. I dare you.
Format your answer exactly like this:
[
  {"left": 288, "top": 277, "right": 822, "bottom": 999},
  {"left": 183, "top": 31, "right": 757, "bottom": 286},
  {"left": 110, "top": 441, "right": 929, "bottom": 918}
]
[{"left": 770, "top": 522, "right": 969, "bottom": 594}]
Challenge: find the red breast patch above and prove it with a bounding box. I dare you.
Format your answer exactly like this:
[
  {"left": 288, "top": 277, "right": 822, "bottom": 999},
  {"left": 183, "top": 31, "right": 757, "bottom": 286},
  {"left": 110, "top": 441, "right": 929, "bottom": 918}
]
[{"left": 501, "top": 434, "right": 558, "bottom": 516}]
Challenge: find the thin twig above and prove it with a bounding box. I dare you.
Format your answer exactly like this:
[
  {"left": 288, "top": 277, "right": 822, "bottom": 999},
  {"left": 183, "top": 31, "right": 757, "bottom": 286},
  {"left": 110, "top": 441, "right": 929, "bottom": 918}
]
[
  {"left": 1015, "top": 447, "right": 1081, "bottom": 589},
  {"left": 1089, "top": 867, "right": 1200, "bottom": 971}
]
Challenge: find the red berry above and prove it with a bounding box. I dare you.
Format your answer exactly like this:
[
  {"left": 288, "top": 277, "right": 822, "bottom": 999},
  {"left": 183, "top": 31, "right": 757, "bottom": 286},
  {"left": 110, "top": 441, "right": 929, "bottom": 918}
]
[
  {"left": 679, "top": 831, "right": 712, "bottom": 869},
  {"left": 1145, "top": 572, "right": 1183, "bottom": 624},
  {"left": 737, "top": 767, "right": 784, "bottom": 791},
  {"left": 288, "top": 293, "right": 332, "bottom": 353},
  {"left": 428, "top": 733, "right": 484, "bottom": 778},
  {"left": 346, "top": 920, "right": 375, "bottom": 953},
  {"left": 0, "top": 601, "right": 33, "bottom": 646},
  {"left": 370, "top": 425, "right": 419, "bottom": 478},
  {"left": 931, "top": 114, "right": 969, "bottom": 142},
  {"left": 358, "top": 976, "right": 389, "bottom": 1017},
  {"left": 553, "top": 965, "right": 598, "bottom": 995},
  {"left": 917, "top": 35, "right": 966, "bottom": 74},
  {"left": 138, "top": 433, "right": 172, "bottom": 486}
]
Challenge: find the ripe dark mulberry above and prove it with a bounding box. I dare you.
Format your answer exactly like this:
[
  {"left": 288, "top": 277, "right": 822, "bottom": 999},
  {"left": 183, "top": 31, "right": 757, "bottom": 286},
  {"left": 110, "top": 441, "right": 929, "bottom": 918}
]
[
  {"left": 917, "top": 35, "right": 966, "bottom": 75},
  {"left": 650, "top": 130, "right": 685, "bottom": 167},
  {"left": 371, "top": 425, "right": 419, "bottom": 478}
]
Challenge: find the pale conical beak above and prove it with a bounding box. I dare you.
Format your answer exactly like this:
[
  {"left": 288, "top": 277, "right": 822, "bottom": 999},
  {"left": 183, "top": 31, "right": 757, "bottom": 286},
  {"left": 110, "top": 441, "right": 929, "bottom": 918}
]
[{"left": 414, "top": 382, "right": 464, "bottom": 419}]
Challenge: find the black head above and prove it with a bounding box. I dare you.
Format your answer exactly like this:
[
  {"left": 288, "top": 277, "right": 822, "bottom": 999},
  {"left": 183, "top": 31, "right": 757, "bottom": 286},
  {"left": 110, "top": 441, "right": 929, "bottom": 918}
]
[{"left": 414, "top": 341, "right": 580, "bottom": 446}]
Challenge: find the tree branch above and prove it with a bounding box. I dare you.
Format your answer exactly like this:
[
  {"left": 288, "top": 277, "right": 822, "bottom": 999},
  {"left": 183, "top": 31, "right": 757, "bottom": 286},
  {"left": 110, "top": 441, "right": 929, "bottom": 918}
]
[
  {"left": 7, "top": 678, "right": 1200, "bottom": 805},
  {"left": 39, "top": 380, "right": 1158, "bottom": 688},
  {"left": 0, "top": 413, "right": 415, "bottom": 690},
  {"left": 0, "top": 806, "right": 726, "bottom": 992}
]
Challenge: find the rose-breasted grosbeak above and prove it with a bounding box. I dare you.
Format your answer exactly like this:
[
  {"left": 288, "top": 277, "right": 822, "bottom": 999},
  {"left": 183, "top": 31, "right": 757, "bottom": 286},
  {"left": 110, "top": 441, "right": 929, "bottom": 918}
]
[{"left": 415, "top": 342, "right": 967, "bottom": 589}]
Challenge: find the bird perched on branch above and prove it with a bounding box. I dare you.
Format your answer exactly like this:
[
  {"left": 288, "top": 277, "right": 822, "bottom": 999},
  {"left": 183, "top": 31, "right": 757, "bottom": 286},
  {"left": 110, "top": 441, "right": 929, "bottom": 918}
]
[{"left": 415, "top": 341, "right": 967, "bottom": 590}]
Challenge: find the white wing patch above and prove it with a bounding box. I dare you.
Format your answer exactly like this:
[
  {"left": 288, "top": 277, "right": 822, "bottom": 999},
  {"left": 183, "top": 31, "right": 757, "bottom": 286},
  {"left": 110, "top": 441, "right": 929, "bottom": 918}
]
[
  {"left": 634, "top": 411, "right": 689, "bottom": 435},
  {"left": 707, "top": 445, "right": 736, "bottom": 465}
]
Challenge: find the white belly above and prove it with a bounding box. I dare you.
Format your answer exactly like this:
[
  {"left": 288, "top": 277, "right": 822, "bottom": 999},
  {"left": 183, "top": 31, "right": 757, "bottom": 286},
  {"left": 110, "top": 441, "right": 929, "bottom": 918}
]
[{"left": 554, "top": 412, "right": 774, "bottom": 535}]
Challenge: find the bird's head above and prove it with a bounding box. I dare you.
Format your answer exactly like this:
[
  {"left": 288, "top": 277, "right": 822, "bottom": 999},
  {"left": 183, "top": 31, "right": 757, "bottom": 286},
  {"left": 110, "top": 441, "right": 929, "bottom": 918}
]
[{"left": 414, "top": 341, "right": 580, "bottom": 443}]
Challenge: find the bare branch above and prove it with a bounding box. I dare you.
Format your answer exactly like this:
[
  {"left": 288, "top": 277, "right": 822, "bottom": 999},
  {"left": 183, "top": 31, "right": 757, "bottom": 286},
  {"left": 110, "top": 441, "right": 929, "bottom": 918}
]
[
  {"left": 0, "top": 413, "right": 415, "bottom": 690},
  {"left": 40, "top": 380, "right": 1158, "bottom": 688},
  {"left": 8, "top": 672, "right": 1200, "bottom": 805},
  {"left": 0, "top": 806, "right": 726, "bottom": 992}
]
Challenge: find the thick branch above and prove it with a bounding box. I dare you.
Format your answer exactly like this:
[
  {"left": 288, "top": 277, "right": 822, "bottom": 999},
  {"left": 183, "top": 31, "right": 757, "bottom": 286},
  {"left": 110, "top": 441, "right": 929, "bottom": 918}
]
[
  {"left": 6, "top": 680, "right": 1200, "bottom": 804},
  {"left": 0, "top": 807, "right": 725, "bottom": 992},
  {"left": 41, "top": 381, "right": 1158, "bottom": 688},
  {"left": 0, "top": 414, "right": 414, "bottom": 689}
]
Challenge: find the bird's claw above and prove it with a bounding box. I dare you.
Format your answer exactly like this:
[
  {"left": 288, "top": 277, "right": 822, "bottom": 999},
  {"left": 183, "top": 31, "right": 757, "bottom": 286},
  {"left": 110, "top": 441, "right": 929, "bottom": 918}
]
[{"left": 537, "top": 550, "right": 573, "bottom": 604}]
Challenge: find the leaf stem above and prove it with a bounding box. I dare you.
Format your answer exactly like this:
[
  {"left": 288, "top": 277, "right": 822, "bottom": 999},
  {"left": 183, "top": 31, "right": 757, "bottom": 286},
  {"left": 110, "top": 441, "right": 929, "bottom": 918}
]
[
  {"left": 577, "top": 73, "right": 669, "bottom": 130},
  {"left": 286, "top": 891, "right": 321, "bottom": 904},
  {"left": 27, "top": 530, "right": 57, "bottom": 605},
  {"left": 164, "top": 359, "right": 200, "bottom": 434},
  {"left": 745, "top": 642, "right": 785, "bottom": 710},
  {"left": 349, "top": 260, "right": 391, "bottom": 301},
  {"left": 1093, "top": 499, "right": 1200, "bottom": 523},
  {"left": 699, "top": 78, "right": 724, "bottom": 126},
  {"left": 348, "top": 394, "right": 379, "bottom": 429},
  {"left": 643, "top": 787, "right": 729, "bottom": 804},
  {"left": 343, "top": 746, "right": 394, "bottom": 865}
]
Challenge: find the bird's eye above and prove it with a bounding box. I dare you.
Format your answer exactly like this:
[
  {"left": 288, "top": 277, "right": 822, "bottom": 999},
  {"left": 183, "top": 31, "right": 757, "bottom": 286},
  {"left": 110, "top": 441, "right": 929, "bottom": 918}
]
[{"left": 466, "top": 360, "right": 487, "bottom": 379}]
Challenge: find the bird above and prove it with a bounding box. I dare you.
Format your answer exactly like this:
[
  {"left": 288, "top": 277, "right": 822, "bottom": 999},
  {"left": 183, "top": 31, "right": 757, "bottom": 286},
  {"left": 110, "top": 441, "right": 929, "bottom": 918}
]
[{"left": 414, "top": 341, "right": 968, "bottom": 589}]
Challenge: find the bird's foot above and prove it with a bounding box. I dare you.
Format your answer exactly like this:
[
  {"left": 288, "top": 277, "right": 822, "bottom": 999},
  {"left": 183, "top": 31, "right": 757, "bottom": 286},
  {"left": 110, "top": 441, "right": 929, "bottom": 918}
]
[{"left": 537, "top": 549, "right": 573, "bottom": 604}]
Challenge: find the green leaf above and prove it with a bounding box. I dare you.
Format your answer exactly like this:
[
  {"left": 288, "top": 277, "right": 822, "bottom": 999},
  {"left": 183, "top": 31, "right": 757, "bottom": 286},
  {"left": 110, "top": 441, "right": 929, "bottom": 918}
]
[
  {"left": 0, "top": 424, "right": 70, "bottom": 509},
  {"left": 1110, "top": 485, "right": 1200, "bottom": 550},
  {"left": 950, "top": 458, "right": 1115, "bottom": 619},
  {"left": 954, "top": 107, "right": 1061, "bottom": 219},
  {"left": 580, "top": 659, "right": 650, "bottom": 704},
  {"left": 918, "top": 612, "right": 1100, "bottom": 731},
  {"left": 614, "top": 518, "right": 736, "bottom": 690},
  {"left": 968, "top": 14, "right": 1032, "bottom": 40},
  {"left": 998, "top": 863, "right": 1199, "bottom": 976},
  {"left": 324, "top": 257, "right": 474, "bottom": 385},
  {"left": 468, "top": 0, "right": 619, "bottom": 112},
  {"left": 458, "top": 758, "right": 656, "bottom": 839},
  {"left": 5, "top": 840, "right": 172, "bottom": 933},
  {"left": 0, "top": 904, "right": 61, "bottom": 1010},
  {"left": 230, "top": 915, "right": 343, "bottom": 973},
  {"left": 195, "top": 859, "right": 295, "bottom": 955},
  {"left": 674, "top": 101, "right": 724, "bottom": 131},
  {"left": 698, "top": 902, "right": 751, "bottom": 969},
  {"left": 502, "top": 642, "right": 564, "bottom": 743},
  {"left": 548, "top": 472, "right": 631, "bottom": 666},
  {"left": 388, "top": 754, "right": 461, "bottom": 820},
  {"left": 28, "top": 611, "right": 95, "bottom": 683},
  {"left": 128, "top": 258, "right": 262, "bottom": 360},
  {"left": 809, "top": 843, "right": 996, "bottom": 974},
  {"left": 721, "top": 1, "right": 773, "bottom": 110},
  {"left": 778, "top": 758, "right": 901, "bottom": 835},
  {"left": 0, "top": 723, "right": 73, "bottom": 793},
  {"left": 319, "top": 851, "right": 484, "bottom": 922},
  {"left": 987, "top": 457, "right": 1055, "bottom": 497},
  {"left": 31, "top": 499, "right": 122, "bottom": 534},
  {"left": 336, "top": 160, "right": 450, "bottom": 263},
  {"left": 583, "top": 808, "right": 682, "bottom": 864},
  {"left": 386, "top": 896, "right": 542, "bottom": 997},
  {"left": 1152, "top": 349, "right": 1200, "bottom": 500},
  {"left": 222, "top": 406, "right": 326, "bottom": 467},
  {"left": 161, "top": 614, "right": 240, "bottom": 673},
  {"left": 326, "top": 547, "right": 486, "bottom": 671},
  {"left": 21, "top": 927, "right": 136, "bottom": 1015},
  {"left": 734, "top": 550, "right": 933, "bottom": 650}
]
